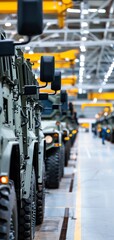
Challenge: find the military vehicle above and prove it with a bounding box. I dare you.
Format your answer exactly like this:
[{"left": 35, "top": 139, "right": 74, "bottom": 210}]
[
  {"left": 0, "top": 1, "right": 55, "bottom": 239},
  {"left": 0, "top": 37, "right": 55, "bottom": 240},
  {"left": 41, "top": 71, "right": 66, "bottom": 189},
  {"left": 61, "top": 94, "right": 78, "bottom": 166}
]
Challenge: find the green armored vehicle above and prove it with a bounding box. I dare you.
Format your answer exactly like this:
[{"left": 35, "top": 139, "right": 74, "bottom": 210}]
[
  {"left": 41, "top": 71, "right": 66, "bottom": 189},
  {"left": 60, "top": 95, "right": 78, "bottom": 166},
  {"left": 0, "top": 40, "right": 55, "bottom": 239},
  {"left": 0, "top": 1, "right": 55, "bottom": 239}
]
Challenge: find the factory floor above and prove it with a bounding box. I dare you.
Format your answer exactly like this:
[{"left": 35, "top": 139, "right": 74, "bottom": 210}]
[{"left": 35, "top": 132, "right": 114, "bottom": 240}]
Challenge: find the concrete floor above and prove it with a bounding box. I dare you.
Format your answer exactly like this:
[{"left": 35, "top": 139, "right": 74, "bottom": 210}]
[{"left": 35, "top": 132, "right": 114, "bottom": 240}]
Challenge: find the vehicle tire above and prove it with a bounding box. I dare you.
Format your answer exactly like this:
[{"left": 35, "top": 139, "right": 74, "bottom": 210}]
[
  {"left": 60, "top": 145, "right": 65, "bottom": 178},
  {"left": 0, "top": 181, "right": 18, "bottom": 240},
  {"left": 18, "top": 169, "right": 36, "bottom": 240},
  {"left": 65, "top": 141, "right": 70, "bottom": 166},
  {"left": 46, "top": 151, "right": 60, "bottom": 189},
  {"left": 36, "top": 162, "right": 45, "bottom": 225}
]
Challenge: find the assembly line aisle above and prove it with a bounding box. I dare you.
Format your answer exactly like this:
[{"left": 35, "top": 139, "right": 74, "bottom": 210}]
[
  {"left": 35, "top": 133, "right": 114, "bottom": 240},
  {"left": 75, "top": 132, "right": 114, "bottom": 240}
]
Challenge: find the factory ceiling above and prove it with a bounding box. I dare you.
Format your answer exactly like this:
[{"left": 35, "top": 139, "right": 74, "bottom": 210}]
[{"left": 0, "top": 0, "right": 114, "bottom": 95}]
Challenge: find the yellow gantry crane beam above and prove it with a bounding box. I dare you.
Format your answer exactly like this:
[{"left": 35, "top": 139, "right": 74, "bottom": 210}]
[
  {"left": 88, "top": 92, "right": 114, "bottom": 100},
  {"left": 37, "top": 75, "right": 77, "bottom": 86},
  {"left": 39, "top": 89, "right": 60, "bottom": 93},
  {"left": 33, "top": 61, "right": 75, "bottom": 69},
  {"left": 81, "top": 103, "right": 113, "bottom": 111},
  {"left": 24, "top": 50, "right": 79, "bottom": 62},
  {"left": 39, "top": 88, "right": 78, "bottom": 96},
  {"left": 67, "top": 88, "right": 78, "bottom": 96},
  {"left": 0, "top": 0, "right": 72, "bottom": 14},
  {"left": 24, "top": 50, "right": 79, "bottom": 69},
  {"left": 0, "top": 0, "right": 73, "bottom": 27}
]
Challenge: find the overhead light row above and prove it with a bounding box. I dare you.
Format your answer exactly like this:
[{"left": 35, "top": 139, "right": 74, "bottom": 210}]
[
  {"left": 67, "top": 8, "right": 106, "bottom": 14},
  {"left": 79, "top": 54, "right": 85, "bottom": 83},
  {"left": 104, "top": 61, "right": 114, "bottom": 82},
  {"left": 101, "top": 61, "right": 114, "bottom": 87},
  {"left": 98, "top": 61, "right": 114, "bottom": 93}
]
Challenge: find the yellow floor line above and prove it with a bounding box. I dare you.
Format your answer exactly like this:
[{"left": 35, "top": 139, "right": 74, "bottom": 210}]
[{"left": 74, "top": 165, "right": 81, "bottom": 240}]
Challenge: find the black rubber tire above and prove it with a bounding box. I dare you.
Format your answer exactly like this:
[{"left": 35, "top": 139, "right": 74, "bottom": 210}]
[
  {"left": 46, "top": 151, "right": 60, "bottom": 189},
  {"left": 36, "top": 163, "right": 45, "bottom": 225},
  {"left": 60, "top": 145, "right": 65, "bottom": 178},
  {"left": 65, "top": 140, "right": 71, "bottom": 166},
  {"left": 18, "top": 169, "right": 36, "bottom": 240},
  {"left": 0, "top": 181, "right": 18, "bottom": 240}
]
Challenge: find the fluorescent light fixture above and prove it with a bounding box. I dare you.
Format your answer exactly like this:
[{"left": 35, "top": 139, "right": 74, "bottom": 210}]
[
  {"left": 104, "top": 78, "right": 108, "bottom": 82},
  {"left": 46, "top": 22, "right": 52, "bottom": 26},
  {"left": 79, "top": 88, "right": 82, "bottom": 94},
  {"left": 79, "top": 71, "right": 83, "bottom": 76},
  {"left": 80, "top": 62, "right": 85, "bottom": 67},
  {"left": 102, "top": 82, "right": 106, "bottom": 85},
  {"left": 19, "top": 38, "right": 24, "bottom": 42},
  {"left": 98, "top": 9, "right": 106, "bottom": 13},
  {"left": 80, "top": 67, "right": 85, "bottom": 72},
  {"left": 80, "top": 54, "right": 85, "bottom": 62},
  {"left": 93, "top": 18, "right": 100, "bottom": 24},
  {"left": 81, "top": 22, "right": 88, "bottom": 27},
  {"left": 5, "top": 22, "right": 11, "bottom": 27},
  {"left": 81, "top": 36, "right": 87, "bottom": 41},
  {"left": 108, "top": 69, "right": 113, "bottom": 75},
  {"left": 25, "top": 46, "right": 30, "bottom": 51},
  {"left": 79, "top": 75, "right": 83, "bottom": 79},
  {"left": 82, "top": 30, "right": 90, "bottom": 34},
  {"left": 83, "top": 90, "right": 86, "bottom": 93},
  {"left": 67, "top": 8, "right": 80, "bottom": 13},
  {"left": 79, "top": 79, "right": 83, "bottom": 83},
  {"left": 110, "top": 6, "right": 114, "bottom": 14},
  {"left": 86, "top": 75, "right": 91, "bottom": 79},
  {"left": 103, "top": 60, "right": 114, "bottom": 82},
  {"left": 95, "top": 114, "right": 99, "bottom": 118},
  {"left": 98, "top": 88, "right": 102, "bottom": 93},
  {"left": 35, "top": 75, "right": 38, "bottom": 79},
  {"left": 29, "top": 50, "right": 34, "bottom": 54},
  {"left": 65, "top": 58, "right": 69, "bottom": 61},
  {"left": 57, "top": 45, "right": 61, "bottom": 50},
  {"left": 51, "top": 33, "right": 59, "bottom": 38},
  {"left": 104, "top": 112, "right": 108, "bottom": 116},
  {"left": 93, "top": 98, "right": 97, "bottom": 103},
  {"left": 89, "top": 9, "right": 97, "bottom": 13},
  {"left": 75, "top": 58, "right": 79, "bottom": 63},
  {"left": 80, "top": 45, "right": 86, "bottom": 52},
  {"left": 82, "top": 9, "right": 88, "bottom": 15}
]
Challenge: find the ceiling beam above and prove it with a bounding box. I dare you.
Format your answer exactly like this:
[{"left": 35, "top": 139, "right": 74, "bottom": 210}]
[
  {"left": 96, "top": 1, "right": 114, "bottom": 78},
  {"left": 61, "top": 84, "right": 114, "bottom": 90},
  {"left": 23, "top": 40, "right": 114, "bottom": 48}
]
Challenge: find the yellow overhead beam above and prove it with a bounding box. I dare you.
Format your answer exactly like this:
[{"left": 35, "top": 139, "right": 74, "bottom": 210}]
[
  {"left": 39, "top": 89, "right": 60, "bottom": 93},
  {"left": 33, "top": 61, "right": 75, "bottom": 69},
  {"left": 39, "top": 88, "right": 78, "bottom": 96},
  {"left": 25, "top": 50, "right": 79, "bottom": 70},
  {"left": 0, "top": 1, "right": 72, "bottom": 14},
  {"left": 88, "top": 92, "right": 114, "bottom": 100},
  {"left": 0, "top": 2, "right": 17, "bottom": 14},
  {"left": 39, "top": 86, "right": 79, "bottom": 97},
  {"left": 67, "top": 88, "right": 78, "bottom": 96},
  {"left": 24, "top": 50, "right": 79, "bottom": 62},
  {"left": 81, "top": 102, "right": 113, "bottom": 110},
  {"left": 37, "top": 75, "right": 77, "bottom": 86},
  {"left": 62, "top": 76, "right": 77, "bottom": 85},
  {"left": 80, "top": 123, "right": 89, "bottom": 128},
  {"left": 1, "top": 0, "right": 73, "bottom": 27}
]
